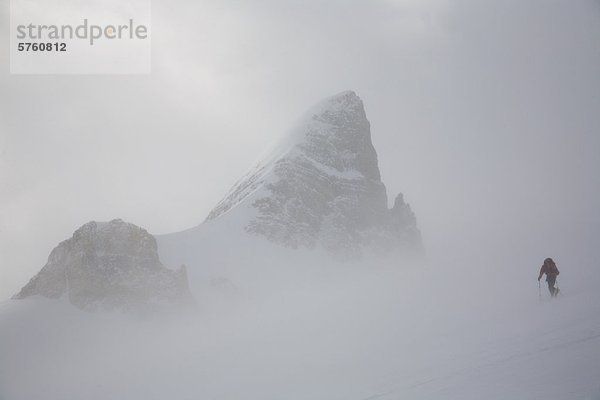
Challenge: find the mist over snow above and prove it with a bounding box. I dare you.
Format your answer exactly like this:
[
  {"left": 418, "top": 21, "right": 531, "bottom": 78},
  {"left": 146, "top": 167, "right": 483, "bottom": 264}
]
[
  {"left": 2, "top": 258, "right": 600, "bottom": 400},
  {"left": 1, "top": 0, "right": 600, "bottom": 399},
  {"left": 1, "top": 0, "right": 599, "bottom": 299},
  {"left": 2, "top": 88, "right": 600, "bottom": 399}
]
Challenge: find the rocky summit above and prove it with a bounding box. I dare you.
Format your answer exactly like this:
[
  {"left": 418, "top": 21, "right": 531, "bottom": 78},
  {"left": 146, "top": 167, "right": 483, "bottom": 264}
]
[
  {"left": 14, "top": 219, "right": 191, "bottom": 313},
  {"left": 206, "top": 91, "right": 421, "bottom": 258}
]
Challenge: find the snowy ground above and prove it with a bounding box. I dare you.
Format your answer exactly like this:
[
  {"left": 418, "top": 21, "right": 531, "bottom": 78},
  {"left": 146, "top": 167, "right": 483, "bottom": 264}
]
[{"left": 1, "top": 250, "right": 599, "bottom": 400}]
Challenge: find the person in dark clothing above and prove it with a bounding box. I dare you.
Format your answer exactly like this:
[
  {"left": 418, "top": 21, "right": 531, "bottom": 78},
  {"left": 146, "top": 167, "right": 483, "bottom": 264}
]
[{"left": 538, "top": 257, "right": 560, "bottom": 297}]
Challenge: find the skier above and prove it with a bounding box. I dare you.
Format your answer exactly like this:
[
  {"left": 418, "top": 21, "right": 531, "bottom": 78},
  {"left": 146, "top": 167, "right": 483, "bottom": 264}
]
[{"left": 538, "top": 257, "right": 560, "bottom": 297}]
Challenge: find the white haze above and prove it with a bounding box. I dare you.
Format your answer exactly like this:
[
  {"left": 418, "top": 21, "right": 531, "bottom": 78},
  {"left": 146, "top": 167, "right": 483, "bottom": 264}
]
[
  {"left": 1, "top": 1, "right": 600, "bottom": 399},
  {"left": 2, "top": 250, "right": 600, "bottom": 399},
  {"left": 1, "top": 0, "right": 599, "bottom": 298}
]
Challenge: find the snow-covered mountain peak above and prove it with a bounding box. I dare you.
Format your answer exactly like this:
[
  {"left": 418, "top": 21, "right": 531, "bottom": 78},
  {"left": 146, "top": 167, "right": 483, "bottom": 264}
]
[
  {"left": 206, "top": 91, "right": 380, "bottom": 221},
  {"left": 290, "top": 90, "right": 380, "bottom": 181},
  {"left": 202, "top": 91, "right": 421, "bottom": 258}
]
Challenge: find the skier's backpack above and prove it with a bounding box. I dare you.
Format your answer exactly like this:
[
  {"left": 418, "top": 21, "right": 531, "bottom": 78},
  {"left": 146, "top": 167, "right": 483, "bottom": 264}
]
[{"left": 545, "top": 258, "right": 559, "bottom": 275}]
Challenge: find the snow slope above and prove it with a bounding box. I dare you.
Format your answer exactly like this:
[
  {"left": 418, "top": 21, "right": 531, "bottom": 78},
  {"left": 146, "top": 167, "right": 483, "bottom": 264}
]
[{"left": 1, "top": 257, "right": 599, "bottom": 400}]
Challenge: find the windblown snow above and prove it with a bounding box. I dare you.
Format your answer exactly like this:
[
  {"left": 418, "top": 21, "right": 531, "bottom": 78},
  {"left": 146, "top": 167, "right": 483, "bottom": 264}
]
[
  {"left": 1, "top": 257, "right": 599, "bottom": 400},
  {"left": 1, "top": 92, "right": 599, "bottom": 400}
]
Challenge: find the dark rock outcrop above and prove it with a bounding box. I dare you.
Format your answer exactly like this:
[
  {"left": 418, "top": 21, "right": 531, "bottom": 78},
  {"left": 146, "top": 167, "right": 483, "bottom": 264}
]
[{"left": 14, "top": 219, "right": 192, "bottom": 312}]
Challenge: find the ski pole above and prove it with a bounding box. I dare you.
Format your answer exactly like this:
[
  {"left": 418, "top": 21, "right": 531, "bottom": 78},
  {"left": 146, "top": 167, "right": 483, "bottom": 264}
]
[{"left": 538, "top": 280, "right": 541, "bottom": 299}]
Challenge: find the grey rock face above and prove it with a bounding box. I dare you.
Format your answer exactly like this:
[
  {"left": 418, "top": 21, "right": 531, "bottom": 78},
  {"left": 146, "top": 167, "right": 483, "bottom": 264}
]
[
  {"left": 14, "top": 219, "right": 191, "bottom": 312},
  {"left": 206, "top": 91, "right": 422, "bottom": 258}
]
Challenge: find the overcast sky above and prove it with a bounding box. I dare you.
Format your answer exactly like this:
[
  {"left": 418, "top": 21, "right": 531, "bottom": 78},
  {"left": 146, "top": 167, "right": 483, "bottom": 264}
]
[{"left": 1, "top": 0, "right": 599, "bottom": 299}]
